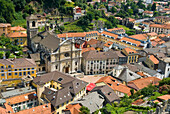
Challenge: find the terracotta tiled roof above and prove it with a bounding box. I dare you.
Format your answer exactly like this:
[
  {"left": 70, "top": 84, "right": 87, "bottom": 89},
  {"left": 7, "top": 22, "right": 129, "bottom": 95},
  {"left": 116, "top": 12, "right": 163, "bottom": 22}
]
[
  {"left": 11, "top": 26, "right": 26, "bottom": 31},
  {"left": 143, "top": 11, "right": 153, "bottom": 14},
  {"left": 0, "top": 23, "right": 11, "bottom": 27},
  {"left": 128, "top": 18, "right": 135, "bottom": 22},
  {"left": 87, "top": 39, "right": 100, "bottom": 45},
  {"left": 0, "top": 103, "right": 14, "bottom": 114},
  {"left": 64, "top": 104, "right": 81, "bottom": 114},
  {"left": 129, "top": 34, "right": 148, "bottom": 41},
  {"left": 157, "top": 95, "right": 170, "bottom": 101},
  {"left": 120, "top": 37, "right": 141, "bottom": 46},
  {"left": 104, "top": 41, "right": 114, "bottom": 47},
  {"left": 101, "top": 31, "right": 119, "bottom": 39},
  {"left": 8, "top": 32, "right": 27, "bottom": 38},
  {"left": 15, "top": 103, "right": 52, "bottom": 114},
  {"left": 123, "top": 48, "right": 137, "bottom": 54},
  {"left": 158, "top": 34, "right": 166, "bottom": 38},
  {"left": 82, "top": 47, "right": 95, "bottom": 53},
  {"left": 57, "top": 32, "right": 86, "bottom": 38},
  {"left": 96, "top": 76, "right": 132, "bottom": 96},
  {"left": 127, "top": 77, "right": 161, "bottom": 90},
  {"left": 149, "top": 55, "right": 159, "bottom": 64},
  {"left": 107, "top": 28, "right": 125, "bottom": 32},
  {"left": 147, "top": 32, "right": 158, "bottom": 37},
  {"left": 136, "top": 72, "right": 146, "bottom": 77},
  {"left": 151, "top": 41, "right": 158, "bottom": 47},
  {"left": 5, "top": 91, "right": 37, "bottom": 105},
  {"left": 153, "top": 100, "right": 160, "bottom": 103},
  {"left": 132, "top": 99, "right": 145, "bottom": 105},
  {"left": 86, "top": 31, "right": 100, "bottom": 35},
  {"left": 149, "top": 24, "right": 170, "bottom": 29}
]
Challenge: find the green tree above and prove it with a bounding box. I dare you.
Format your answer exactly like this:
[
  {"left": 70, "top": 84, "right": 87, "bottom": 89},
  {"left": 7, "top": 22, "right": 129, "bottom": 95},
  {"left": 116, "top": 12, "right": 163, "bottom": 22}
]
[
  {"left": 147, "top": 4, "right": 152, "bottom": 11},
  {"left": 151, "top": 3, "right": 156, "bottom": 11},
  {"left": 111, "top": 6, "right": 117, "bottom": 14},
  {"left": 0, "top": 0, "right": 15, "bottom": 23},
  {"left": 159, "top": 77, "right": 170, "bottom": 86},
  {"left": 153, "top": 11, "right": 160, "bottom": 17},
  {"left": 127, "top": 9, "right": 133, "bottom": 16},
  {"left": 79, "top": 106, "right": 90, "bottom": 114},
  {"left": 104, "top": 21, "right": 113, "bottom": 29},
  {"left": 108, "top": 16, "right": 118, "bottom": 27},
  {"left": 5, "top": 51, "right": 11, "bottom": 59},
  {"left": 130, "top": 89, "right": 134, "bottom": 96},
  {"left": 13, "top": 0, "right": 26, "bottom": 12}
]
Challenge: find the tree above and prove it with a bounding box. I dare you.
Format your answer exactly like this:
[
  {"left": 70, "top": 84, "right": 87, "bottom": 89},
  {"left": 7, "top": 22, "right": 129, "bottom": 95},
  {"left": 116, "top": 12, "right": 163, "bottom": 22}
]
[
  {"left": 153, "top": 11, "right": 160, "bottom": 17},
  {"left": 5, "top": 51, "right": 11, "bottom": 59},
  {"left": 159, "top": 77, "right": 170, "bottom": 86},
  {"left": 151, "top": 3, "right": 156, "bottom": 11},
  {"left": 79, "top": 106, "right": 90, "bottom": 114},
  {"left": 108, "top": 16, "right": 118, "bottom": 27},
  {"left": 127, "top": 9, "right": 133, "bottom": 16},
  {"left": 104, "top": 21, "right": 113, "bottom": 29},
  {"left": 147, "top": 4, "right": 152, "bottom": 11},
  {"left": 13, "top": 0, "right": 26, "bottom": 12},
  {"left": 141, "top": 84, "right": 157, "bottom": 97},
  {"left": 111, "top": 7, "right": 117, "bottom": 14},
  {"left": 0, "top": 0, "right": 15, "bottom": 23},
  {"left": 130, "top": 89, "right": 134, "bottom": 96}
]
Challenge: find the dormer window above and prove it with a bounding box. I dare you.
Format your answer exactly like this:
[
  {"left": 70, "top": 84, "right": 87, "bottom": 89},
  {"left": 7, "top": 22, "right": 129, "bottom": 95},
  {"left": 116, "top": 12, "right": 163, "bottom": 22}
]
[{"left": 58, "top": 78, "right": 63, "bottom": 82}]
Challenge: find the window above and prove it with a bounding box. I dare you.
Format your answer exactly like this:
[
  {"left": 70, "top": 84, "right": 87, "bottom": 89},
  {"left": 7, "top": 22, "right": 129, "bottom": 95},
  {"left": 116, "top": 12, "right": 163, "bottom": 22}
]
[
  {"left": 23, "top": 72, "right": 26, "bottom": 75},
  {"left": 58, "top": 78, "right": 63, "bottom": 82},
  {"left": 1, "top": 70, "right": 4, "bottom": 72},
  {"left": 1, "top": 66, "right": 4, "bottom": 69},
  {"left": 32, "top": 21, "right": 35, "bottom": 27},
  {"left": 19, "top": 72, "right": 22, "bottom": 76},
  {"left": 28, "top": 68, "right": 30, "bottom": 70},
  {"left": 19, "top": 69, "right": 21, "bottom": 71},
  {"left": 3, "top": 27, "right": 5, "bottom": 31},
  {"left": 64, "top": 53, "right": 69, "bottom": 57},
  {"left": 23, "top": 68, "right": 26, "bottom": 70},
  {"left": 8, "top": 73, "right": 12, "bottom": 76},
  {"left": 28, "top": 71, "right": 30, "bottom": 75},
  {"left": 20, "top": 39, "right": 23, "bottom": 41},
  {"left": 8, "top": 65, "right": 11, "bottom": 68},
  {"left": 32, "top": 71, "right": 34, "bottom": 74},
  {"left": 15, "top": 73, "right": 18, "bottom": 75},
  {"left": 20, "top": 42, "right": 23, "bottom": 45},
  {"left": 15, "top": 69, "right": 17, "bottom": 71},
  {"left": 1, "top": 74, "right": 4, "bottom": 76}
]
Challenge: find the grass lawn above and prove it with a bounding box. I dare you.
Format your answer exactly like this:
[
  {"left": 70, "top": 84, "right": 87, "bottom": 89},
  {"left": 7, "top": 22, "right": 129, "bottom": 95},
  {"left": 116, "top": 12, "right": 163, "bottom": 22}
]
[
  {"left": 64, "top": 20, "right": 84, "bottom": 32},
  {"left": 64, "top": 2, "right": 75, "bottom": 7},
  {"left": 117, "top": 25, "right": 130, "bottom": 31},
  {"left": 98, "top": 18, "right": 108, "bottom": 22}
]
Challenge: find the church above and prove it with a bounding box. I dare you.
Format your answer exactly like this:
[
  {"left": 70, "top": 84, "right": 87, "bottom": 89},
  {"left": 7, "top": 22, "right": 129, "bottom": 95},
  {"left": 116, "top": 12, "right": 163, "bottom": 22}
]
[{"left": 26, "top": 14, "right": 86, "bottom": 74}]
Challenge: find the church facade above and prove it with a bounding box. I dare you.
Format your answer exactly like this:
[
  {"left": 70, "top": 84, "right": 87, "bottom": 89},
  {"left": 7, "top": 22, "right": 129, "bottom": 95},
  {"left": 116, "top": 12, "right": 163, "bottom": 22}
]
[{"left": 26, "top": 15, "right": 85, "bottom": 74}]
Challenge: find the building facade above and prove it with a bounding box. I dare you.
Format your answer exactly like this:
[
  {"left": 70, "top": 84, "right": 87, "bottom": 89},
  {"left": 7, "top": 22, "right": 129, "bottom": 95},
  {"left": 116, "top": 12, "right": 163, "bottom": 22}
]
[
  {"left": 158, "top": 57, "right": 170, "bottom": 78},
  {"left": 32, "top": 70, "right": 87, "bottom": 114},
  {"left": 8, "top": 32, "right": 27, "bottom": 46},
  {"left": 82, "top": 50, "right": 120, "bottom": 75},
  {"left": 0, "top": 58, "right": 36, "bottom": 80},
  {"left": 149, "top": 24, "right": 170, "bottom": 34},
  {"left": 0, "top": 23, "right": 11, "bottom": 36}
]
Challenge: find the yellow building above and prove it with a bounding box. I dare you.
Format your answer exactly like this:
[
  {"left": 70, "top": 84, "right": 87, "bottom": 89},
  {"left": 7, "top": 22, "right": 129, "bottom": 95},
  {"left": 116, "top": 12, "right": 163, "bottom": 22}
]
[
  {"left": 0, "top": 23, "right": 11, "bottom": 36},
  {"left": 32, "top": 70, "right": 87, "bottom": 114},
  {"left": 145, "top": 55, "right": 159, "bottom": 70},
  {"left": 8, "top": 32, "right": 27, "bottom": 46},
  {"left": 10, "top": 26, "right": 26, "bottom": 33},
  {"left": 0, "top": 58, "right": 36, "bottom": 80},
  {"left": 122, "top": 48, "right": 139, "bottom": 64}
]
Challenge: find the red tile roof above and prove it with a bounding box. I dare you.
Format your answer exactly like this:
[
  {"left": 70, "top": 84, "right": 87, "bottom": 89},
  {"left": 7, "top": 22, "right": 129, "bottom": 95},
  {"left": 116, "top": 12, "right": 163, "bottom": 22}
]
[
  {"left": 11, "top": 26, "right": 26, "bottom": 31},
  {"left": 130, "top": 34, "right": 148, "bottom": 41},
  {"left": 157, "top": 95, "right": 170, "bottom": 101},
  {"left": 82, "top": 47, "right": 95, "bottom": 53},
  {"left": 101, "top": 31, "right": 119, "bottom": 38},
  {"left": 8, "top": 32, "right": 27, "bottom": 38},
  {"left": 147, "top": 32, "right": 158, "bottom": 37},
  {"left": 15, "top": 103, "right": 52, "bottom": 114},
  {"left": 0, "top": 23, "right": 11, "bottom": 27},
  {"left": 57, "top": 32, "right": 86, "bottom": 38},
  {"left": 149, "top": 55, "right": 159, "bottom": 64},
  {"left": 6, "top": 91, "right": 37, "bottom": 105},
  {"left": 104, "top": 41, "right": 114, "bottom": 47},
  {"left": 127, "top": 77, "right": 161, "bottom": 90},
  {"left": 149, "top": 24, "right": 170, "bottom": 29},
  {"left": 96, "top": 76, "right": 132, "bottom": 96},
  {"left": 123, "top": 48, "right": 137, "bottom": 54},
  {"left": 64, "top": 104, "right": 81, "bottom": 114},
  {"left": 132, "top": 99, "right": 145, "bottom": 105},
  {"left": 143, "top": 11, "right": 153, "bottom": 14},
  {"left": 120, "top": 37, "right": 141, "bottom": 46}
]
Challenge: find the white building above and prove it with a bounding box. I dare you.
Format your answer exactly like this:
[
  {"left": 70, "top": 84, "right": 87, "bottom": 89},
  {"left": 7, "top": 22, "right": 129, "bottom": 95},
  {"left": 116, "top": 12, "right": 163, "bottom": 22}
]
[{"left": 158, "top": 57, "right": 170, "bottom": 78}]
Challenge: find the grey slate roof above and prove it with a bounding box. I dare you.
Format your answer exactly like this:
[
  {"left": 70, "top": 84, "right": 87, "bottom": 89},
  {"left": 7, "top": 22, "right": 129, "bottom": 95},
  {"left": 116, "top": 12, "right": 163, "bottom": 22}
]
[
  {"left": 0, "top": 87, "right": 35, "bottom": 99},
  {"left": 72, "top": 92, "right": 104, "bottom": 113},
  {"left": 40, "top": 34, "right": 60, "bottom": 50},
  {"left": 116, "top": 67, "right": 141, "bottom": 82},
  {"left": 33, "top": 70, "right": 88, "bottom": 107},
  {"left": 134, "top": 63, "right": 161, "bottom": 76},
  {"left": 82, "top": 50, "right": 119, "bottom": 60},
  {"left": 91, "top": 85, "right": 120, "bottom": 103}
]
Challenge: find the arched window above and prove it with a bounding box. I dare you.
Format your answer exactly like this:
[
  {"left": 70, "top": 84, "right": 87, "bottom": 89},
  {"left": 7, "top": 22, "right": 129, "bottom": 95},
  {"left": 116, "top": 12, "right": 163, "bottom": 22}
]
[{"left": 32, "top": 21, "right": 35, "bottom": 27}]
